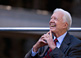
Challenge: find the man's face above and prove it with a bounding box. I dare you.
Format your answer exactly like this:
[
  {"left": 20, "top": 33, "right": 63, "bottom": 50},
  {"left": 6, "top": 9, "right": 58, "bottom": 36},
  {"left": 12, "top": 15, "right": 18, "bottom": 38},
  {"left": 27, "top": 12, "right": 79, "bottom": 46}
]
[{"left": 49, "top": 11, "right": 66, "bottom": 33}]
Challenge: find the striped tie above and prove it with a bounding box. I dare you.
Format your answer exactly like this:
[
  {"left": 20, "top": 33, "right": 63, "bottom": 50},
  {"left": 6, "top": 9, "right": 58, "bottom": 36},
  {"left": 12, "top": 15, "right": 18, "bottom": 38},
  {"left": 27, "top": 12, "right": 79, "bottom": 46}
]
[{"left": 43, "top": 38, "right": 58, "bottom": 58}]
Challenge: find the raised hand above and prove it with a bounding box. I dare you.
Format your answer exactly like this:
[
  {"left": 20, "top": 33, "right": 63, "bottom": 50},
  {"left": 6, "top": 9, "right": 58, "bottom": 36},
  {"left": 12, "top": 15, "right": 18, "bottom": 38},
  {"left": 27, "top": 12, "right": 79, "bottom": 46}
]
[
  {"left": 42, "top": 31, "right": 56, "bottom": 50},
  {"left": 33, "top": 31, "right": 56, "bottom": 52}
]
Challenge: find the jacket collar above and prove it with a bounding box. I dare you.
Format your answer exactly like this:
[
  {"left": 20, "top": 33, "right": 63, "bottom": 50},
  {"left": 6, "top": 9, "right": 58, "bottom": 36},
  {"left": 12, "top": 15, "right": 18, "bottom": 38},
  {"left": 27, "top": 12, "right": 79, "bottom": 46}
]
[{"left": 60, "top": 32, "right": 71, "bottom": 53}]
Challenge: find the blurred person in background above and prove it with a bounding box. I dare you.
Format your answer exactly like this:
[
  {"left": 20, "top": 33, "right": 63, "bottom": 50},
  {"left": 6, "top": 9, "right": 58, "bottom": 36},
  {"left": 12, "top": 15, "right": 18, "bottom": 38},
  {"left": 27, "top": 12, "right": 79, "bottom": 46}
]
[{"left": 25, "top": 8, "right": 81, "bottom": 58}]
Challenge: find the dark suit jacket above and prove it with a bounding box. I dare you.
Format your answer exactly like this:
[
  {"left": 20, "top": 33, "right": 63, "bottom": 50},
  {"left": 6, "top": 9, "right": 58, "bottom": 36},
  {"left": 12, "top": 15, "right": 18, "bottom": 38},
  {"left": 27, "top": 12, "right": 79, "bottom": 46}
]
[{"left": 25, "top": 32, "right": 81, "bottom": 58}]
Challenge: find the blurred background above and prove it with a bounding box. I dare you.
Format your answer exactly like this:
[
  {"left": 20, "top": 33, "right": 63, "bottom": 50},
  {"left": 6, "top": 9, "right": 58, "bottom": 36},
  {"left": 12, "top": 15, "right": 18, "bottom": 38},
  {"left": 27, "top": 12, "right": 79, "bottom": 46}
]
[{"left": 0, "top": 0, "right": 81, "bottom": 58}]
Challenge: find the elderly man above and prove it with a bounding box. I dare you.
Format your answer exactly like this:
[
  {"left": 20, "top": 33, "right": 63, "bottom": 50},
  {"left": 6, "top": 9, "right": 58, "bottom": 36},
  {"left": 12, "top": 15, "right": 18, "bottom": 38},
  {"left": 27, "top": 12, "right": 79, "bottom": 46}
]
[{"left": 25, "top": 8, "right": 81, "bottom": 58}]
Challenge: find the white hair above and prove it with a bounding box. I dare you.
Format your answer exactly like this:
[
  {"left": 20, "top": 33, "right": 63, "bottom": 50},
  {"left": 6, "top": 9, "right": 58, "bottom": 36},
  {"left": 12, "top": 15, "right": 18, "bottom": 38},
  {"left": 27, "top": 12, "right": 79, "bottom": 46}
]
[{"left": 53, "top": 8, "right": 72, "bottom": 30}]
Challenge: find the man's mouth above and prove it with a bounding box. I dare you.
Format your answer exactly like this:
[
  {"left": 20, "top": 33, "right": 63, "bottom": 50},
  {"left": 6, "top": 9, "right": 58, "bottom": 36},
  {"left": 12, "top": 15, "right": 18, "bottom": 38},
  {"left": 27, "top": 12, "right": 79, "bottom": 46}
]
[{"left": 50, "top": 23, "right": 56, "bottom": 27}]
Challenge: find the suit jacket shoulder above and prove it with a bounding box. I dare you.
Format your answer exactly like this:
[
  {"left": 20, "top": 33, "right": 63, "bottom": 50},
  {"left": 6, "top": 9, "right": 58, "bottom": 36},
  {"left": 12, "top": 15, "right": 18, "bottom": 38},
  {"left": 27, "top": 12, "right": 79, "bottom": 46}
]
[{"left": 49, "top": 32, "right": 81, "bottom": 58}]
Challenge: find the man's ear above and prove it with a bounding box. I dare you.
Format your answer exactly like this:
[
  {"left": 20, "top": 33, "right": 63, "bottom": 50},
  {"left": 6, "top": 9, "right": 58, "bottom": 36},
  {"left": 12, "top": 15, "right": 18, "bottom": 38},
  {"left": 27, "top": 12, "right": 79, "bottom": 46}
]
[{"left": 63, "top": 22, "right": 68, "bottom": 29}]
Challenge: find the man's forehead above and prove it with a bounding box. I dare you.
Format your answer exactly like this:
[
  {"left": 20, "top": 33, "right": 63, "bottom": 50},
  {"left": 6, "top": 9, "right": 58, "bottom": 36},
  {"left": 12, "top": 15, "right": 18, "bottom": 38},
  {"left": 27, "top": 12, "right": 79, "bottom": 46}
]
[{"left": 52, "top": 11, "right": 64, "bottom": 17}]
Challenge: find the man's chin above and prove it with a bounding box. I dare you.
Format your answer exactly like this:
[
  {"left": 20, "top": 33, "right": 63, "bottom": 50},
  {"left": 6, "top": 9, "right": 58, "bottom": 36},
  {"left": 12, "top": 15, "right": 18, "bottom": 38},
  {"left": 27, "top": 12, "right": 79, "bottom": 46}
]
[{"left": 50, "top": 28, "right": 55, "bottom": 32}]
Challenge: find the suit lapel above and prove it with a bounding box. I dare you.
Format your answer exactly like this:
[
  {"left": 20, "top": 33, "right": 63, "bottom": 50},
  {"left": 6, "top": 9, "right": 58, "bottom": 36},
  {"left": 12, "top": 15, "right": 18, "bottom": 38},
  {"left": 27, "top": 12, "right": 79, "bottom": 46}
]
[
  {"left": 60, "top": 33, "right": 71, "bottom": 53},
  {"left": 39, "top": 45, "right": 49, "bottom": 57}
]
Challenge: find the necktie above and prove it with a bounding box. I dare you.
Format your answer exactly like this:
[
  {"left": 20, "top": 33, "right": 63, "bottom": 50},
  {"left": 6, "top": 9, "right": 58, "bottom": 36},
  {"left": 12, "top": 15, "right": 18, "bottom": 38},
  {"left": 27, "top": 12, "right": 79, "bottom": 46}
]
[{"left": 43, "top": 38, "right": 58, "bottom": 58}]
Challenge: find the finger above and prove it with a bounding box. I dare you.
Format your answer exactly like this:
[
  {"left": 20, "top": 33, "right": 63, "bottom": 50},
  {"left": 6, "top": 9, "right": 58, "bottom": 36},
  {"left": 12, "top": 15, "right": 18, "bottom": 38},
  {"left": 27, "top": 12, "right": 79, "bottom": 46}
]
[
  {"left": 41, "top": 34, "right": 46, "bottom": 38},
  {"left": 40, "top": 39, "right": 47, "bottom": 44},
  {"left": 41, "top": 36, "right": 44, "bottom": 38},
  {"left": 43, "top": 40, "right": 47, "bottom": 44},
  {"left": 50, "top": 31, "right": 52, "bottom": 38},
  {"left": 47, "top": 31, "right": 50, "bottom": 35}
]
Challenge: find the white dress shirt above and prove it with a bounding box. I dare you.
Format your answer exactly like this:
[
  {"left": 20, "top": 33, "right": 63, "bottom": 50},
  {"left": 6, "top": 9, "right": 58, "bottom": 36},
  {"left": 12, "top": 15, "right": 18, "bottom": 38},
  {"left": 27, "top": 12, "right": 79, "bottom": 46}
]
[{"left": 31, "top": 32, "right": 67, "bottom": 56}]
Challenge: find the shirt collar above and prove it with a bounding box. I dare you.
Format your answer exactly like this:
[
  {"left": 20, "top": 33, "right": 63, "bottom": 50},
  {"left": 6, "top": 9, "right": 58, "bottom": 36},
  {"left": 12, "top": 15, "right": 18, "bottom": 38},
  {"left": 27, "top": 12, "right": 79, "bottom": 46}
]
[{"left": 54, "top": 32, "right": 67, "bottom": 44}]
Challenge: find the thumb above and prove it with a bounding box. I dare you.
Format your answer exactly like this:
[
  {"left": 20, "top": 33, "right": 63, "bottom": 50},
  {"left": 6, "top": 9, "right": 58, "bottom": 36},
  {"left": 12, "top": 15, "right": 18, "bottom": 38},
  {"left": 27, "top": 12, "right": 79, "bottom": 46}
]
[{"left": 50, "top": 31, "right": 52, "bottom": 38}]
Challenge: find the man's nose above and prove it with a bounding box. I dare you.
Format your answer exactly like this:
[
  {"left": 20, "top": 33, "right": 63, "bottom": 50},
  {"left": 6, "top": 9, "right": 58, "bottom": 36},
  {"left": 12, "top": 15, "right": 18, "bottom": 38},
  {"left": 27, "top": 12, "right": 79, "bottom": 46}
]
[
  {"left": 49, "top": 19, "right": 52, "bottom": 24},
  {"left": 50, "top": 19, "right": 53, "bottom": 22}
]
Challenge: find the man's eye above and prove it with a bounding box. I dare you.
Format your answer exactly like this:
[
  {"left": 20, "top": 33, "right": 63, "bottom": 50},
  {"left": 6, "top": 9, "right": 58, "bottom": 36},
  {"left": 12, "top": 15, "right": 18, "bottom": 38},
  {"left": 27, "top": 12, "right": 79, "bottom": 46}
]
[{"left": 54, "top": 18, "right": 58, "bottom": 20}]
